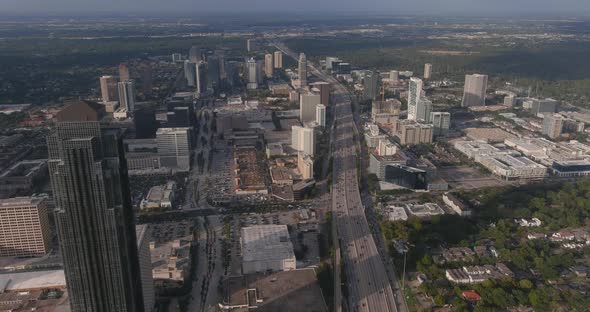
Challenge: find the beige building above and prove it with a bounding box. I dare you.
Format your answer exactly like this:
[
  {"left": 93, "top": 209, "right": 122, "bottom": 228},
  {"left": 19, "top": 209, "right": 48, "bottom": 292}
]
[
  {"left": 298, "top": 153, "right": 314, "bottom": 179},
  {"left": 274, "top": 51, "right": 283, "bottom": 69},
  {"left": 424, "top": 63, "right": 433, "bottom": 79},
  {"left": 99, "top": 75, "right": 118, "bottom": 102},
  {"left": 0, "top": 197, "right": 51, "bottom": 257},
  {"left": 395, "top": 120, "right": 433, "bottom": 145},
  {"left": 264, "top": 53, "right": 274, "bottom": 77},
  {"left": 300, "top": 93, "right": 321, "bottom": 124}
]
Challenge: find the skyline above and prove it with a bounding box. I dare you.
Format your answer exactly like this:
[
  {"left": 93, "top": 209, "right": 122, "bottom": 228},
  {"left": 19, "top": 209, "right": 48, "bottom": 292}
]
[{"left": 2, "top": 0, "right": 590, "bottom": 16}]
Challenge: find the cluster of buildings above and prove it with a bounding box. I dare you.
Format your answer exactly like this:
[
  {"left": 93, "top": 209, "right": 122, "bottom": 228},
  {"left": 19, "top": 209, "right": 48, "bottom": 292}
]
[
  {"left": 381, "top": 203, "right": 445, "bottom": 221},
  {"left": 445, "top": 263, "right": 514, "bottom": 284}
]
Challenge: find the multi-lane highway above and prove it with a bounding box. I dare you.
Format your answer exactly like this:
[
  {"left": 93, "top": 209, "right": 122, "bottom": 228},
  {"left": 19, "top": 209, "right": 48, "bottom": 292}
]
[{"left": 274, "top": 42, "right": 402, "bottom": 312}]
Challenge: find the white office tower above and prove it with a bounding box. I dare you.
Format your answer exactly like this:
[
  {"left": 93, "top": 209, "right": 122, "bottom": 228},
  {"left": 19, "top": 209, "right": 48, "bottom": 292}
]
[
  {"left": 100, "top": 75, "right": 118, "bottom": 102},
  {"left": 265, "top": 53, "right": 274, "bottom": 77},
  {"left": 424, "top": 63, "right": 433, "bottom": 79},
  {"left": 274, "top": 51, "right": 283, "bottom": 69},
  {"left": 430, "top": 112, "right": 451, "bottom": 136},
  {"left": 300, "top": 93, "right": 321, "bottom": 124},
  {"left": 390, "top": 70, "right": 399, "bottom": 82},
  {"left": 246, "top": 58, "right": 258, "bottom": 90},
  {"left": 298, "top": 53, "right": 307, "bottom": 88},
  {"left": 416, "top": 99, "right": 433, "bottom": 122},
  {"left": 184, "top": 60, "right": 196, "bottom": 86},
  {"left": 407, "top": 77, "right": 423, "bottom": 120},
  {"left": 171, "top": 53, "right": 182, "bottom": 63},
  {"left": 316, "top": 104, "right": 326, "bottom": 127},
  {"left": 156, "top": 127, "right": 191, "bottom": 172},
  {"left": 117, "top": 80, "right": 135, "bottom": 112},
  {"left": 246, "top": 39, "right": 256, "bottom": 52},
  {"left": 462, "top": 74, "right": 488, "bottom": 107},
  {"left": 291, "top": 126, "right": 315, "bottom": 156},
  {"left": 196, "top": 61, "right": 207, "bottom": 95}
]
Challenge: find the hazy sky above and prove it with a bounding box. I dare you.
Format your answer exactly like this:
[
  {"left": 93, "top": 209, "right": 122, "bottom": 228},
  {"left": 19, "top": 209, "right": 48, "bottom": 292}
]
[{"left": 2, "top": 0, "right": 589, "bottom": 15}]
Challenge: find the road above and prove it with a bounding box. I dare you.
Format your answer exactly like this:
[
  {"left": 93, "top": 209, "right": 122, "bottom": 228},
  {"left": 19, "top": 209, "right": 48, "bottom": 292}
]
[{"left": 274, "top": 43, "right": 403, "bottom": 312}]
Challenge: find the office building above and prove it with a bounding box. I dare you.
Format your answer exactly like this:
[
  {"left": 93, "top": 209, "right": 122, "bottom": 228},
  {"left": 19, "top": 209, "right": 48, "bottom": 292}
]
[
  {"left": 241, "top": 225, "right": 296, "bottom": 274},
  {"left": 139, "top": 64, "right": 153, "bottom": 95},
  {"left": 424, "top": 63, "right": 433, "bottom": 79},
  {"left": 316, "top": 104, "right": 326, "bottom": 127},
  {"left": 47, "top": 121, "right": 144, "bottom": 312},
  {"left": 246, "top": 58, "right": 258, "bottom": 90},
  {"left": 311, "top": 81, "right": 330, "bottom": 105},
  {"left": 462, "top": 74, "right": 488, "bottom": 107},
  {"left": 504, "top": 93, "right": 517, "bottom": 107},
  {"left": 396, "top": 120, "right": 433, "bottom": 145},
  {"left": 298, "top": 153, "right": 314, "bottom": 179},
  {"left": 372, "top": 99, "right": 401, "bottom": 126},
  {"left": 0, "top": 197, "right": 51, "bottom": 257},
  {"left": 119, "top": 63, "right": 130, "bottom": 81},
  {"left": 196, "top": 61, "right": 207, "bottom": 96},
  {"left": 384, "top": 165, "right": 427, "bottom": 190},
  {"left": 408, "top": 77, "right": 423, "bottom": 120},
  {"left": 298, "top": 53, "right": 307, "bottom": 87},
  {"left": 531, "top": 98, "right": 559, "bottom": 116},
  {"left": 378, "top": 139, "right": 397, "bottom": 156},
  {"left": 363, "top": 71, "right": 379, "bottom": 101},
  {"left": 171, "top": 53, "right": 182, "bottom": 63},
  {"left": 300, "top": 93, "right": 321, "bottom": 124},
  {"left": 543, "top": 114, "right": 564, "bottom": 139},
  {"left": 184, "top": 60, "right": 196, "bottom": 86},
  {"left": 274, "top": 51, "right": 283, "bottom": 69},
  {"left": 416, "top": 99, "right": 433, "bottom": 122},
  {"left": 291, "top": 126, "right": 315, "bottom": 156},
  {"left": 390, "top": 70, "right": 399, "bottom": 82},
  {"left": 369, "top": 152, "right": 407, "bottom": 180},
  {"left": 118, "top": 80, "right": 135, "bottom": 112},
  {"left": 157, "top": 127, "right": 191, "bottom": 172},
  {"left": 206, "top": 55, "right": 221, "bottom": 87},
  {"left": 100, "top": 75, "right": 118, "bottom": 102},
  {"left": 325, "top": 57, "right": 342, "bottom": 70},
  {"left": 246, "top": 39, "right": 256, "bottom": 52},
  {"left": 136, "top": 225, "right": 155, "bottom": 312},
  {"left": 189, "top": 46, "right": 201, "bottom": 63},
  {"left": 430, "top": 112, "right": 451, "bottom": 136},
  {"left": 264, "top": 53, "right": 274, "bottom": 77}
]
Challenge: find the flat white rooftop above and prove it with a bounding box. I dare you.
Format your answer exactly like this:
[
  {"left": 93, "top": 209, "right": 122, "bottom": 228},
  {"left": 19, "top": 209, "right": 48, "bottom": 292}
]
[
  {"left": 241, "top": 225, "right": 295, "bottom": 262},
  {"left": 0, "top": 269, "right": 65, "bottom": 291}
]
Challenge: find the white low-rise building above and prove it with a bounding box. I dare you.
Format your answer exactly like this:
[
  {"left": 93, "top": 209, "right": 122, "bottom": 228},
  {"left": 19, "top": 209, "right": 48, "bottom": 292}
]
[
  {"left": 383, "top": 205, "right": 408, "bottom": 221},
  {"left": 140, "top": 181, "right": 176, "bottom": 210},
  {"left": 241, "top": 225, "right": 296, "bottom": 274},
  {"left": 405, "top": 203, "right": 445, "bottom": 218}
]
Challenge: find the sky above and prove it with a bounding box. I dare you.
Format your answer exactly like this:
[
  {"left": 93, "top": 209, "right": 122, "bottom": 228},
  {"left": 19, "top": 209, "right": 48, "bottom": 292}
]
[{"left": 2, "top": 0, "right": 589, "bottom": 16}]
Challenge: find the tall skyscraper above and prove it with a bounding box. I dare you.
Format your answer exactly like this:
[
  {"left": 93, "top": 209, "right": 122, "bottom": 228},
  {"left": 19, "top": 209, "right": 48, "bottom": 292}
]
[
  {"left": 298, "top": 53, "right": 307, "bottom": 88},
  {"left": 171, "top": 53, "right": 182, "bottom": 63},
  {"left": 316, "top": 104, "right": 326, "bottom": 127},
  {"left": 189, "top": 46, "right": 201, "bottom": 63},
  {"left": 136, "top": 225, "right": 155, "bottom": 312},
  {"left": 246, "top": 58, "right": 258, "bottom": 90},
  {"left": 184, "top": 60, "right": 196, "bottom": 87},
  {"left": 139, "top": 64, "right": 153, "bottom": 95},
  {"left": 297, "top": 153, "right": 314, "bottom": 179},
  {"left": 300, "top": 93, "right": 321, "bottom": 124},
  {"left": 462, "top": 74, "right": 488, "bottom": 107},
  {"left": 118, "top": 80, "right": 136, "bottom": 112},
  {"left": 246, "top": 39, "right": 256, "bottom": 52},
  {"left": 363, "top": 72, "right": 380, "bottom": 101},
  {"left": 416, "top": 99, "right": 433, "bottom": 122},
  {"left": 408, "top": 77, "right": 423, "bottom": 120},
  {"left": 264, "top": 53, "right": 274, "bottom": 77},
  {"left": 430, "top": 112, "right": 451, "bottom": 136},
  {"left": 47, "top": 121, "right": 144, "bottom": 312},
  {"left": 156, "top": 127, "right": 191, "bottom": 172},
  {"left": 311, "top": 81, "right": 330, "bottom": 105},
  {"left": 390, "top": 70, "right": 399, "bottom": 82},
  {"left": 100, "top": 75, "right": 118, "bottom": 103},
  {"left": 0, "top": 196, "right": 51, "bottom": 257},
  {"left": 543, "top": 114, "right": 564, "bottom": 139},
  {"left": 291, "top": 126, "right": 315, "bottom": 156},
  {"left": 273, "top": 51, "right": 283, "bottom": 69},
  {"left": 424, "top": 63, "right": 433, "bottom": 79},
  {"left": 119, "top": 63, "right": 130, "bottom": 81},
  {"left": 196, "top": 61, "right": 208, "bottom": 96},
  {"left": 206, "top": 55, "right": 221, "bottom": 88}
]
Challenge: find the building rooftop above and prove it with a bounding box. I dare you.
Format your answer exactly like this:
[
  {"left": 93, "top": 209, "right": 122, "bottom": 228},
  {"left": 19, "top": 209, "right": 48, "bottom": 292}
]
[
  {"left": 465, "top": 127, "right": 515, "bottom": 143},
  {"left": 0, "top": 270, "right": 66, "bottom": 292},
  {"left": 241, "top": 225, "right": 295, "bottom": 263}
]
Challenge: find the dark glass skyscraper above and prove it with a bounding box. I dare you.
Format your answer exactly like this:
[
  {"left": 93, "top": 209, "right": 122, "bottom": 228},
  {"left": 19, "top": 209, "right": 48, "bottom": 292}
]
[{"left": 48, "top": 121, "right": 144, "bottom": 312}]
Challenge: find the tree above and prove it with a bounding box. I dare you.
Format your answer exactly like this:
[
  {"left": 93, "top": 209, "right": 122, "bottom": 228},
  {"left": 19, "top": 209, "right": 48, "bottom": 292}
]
[
  {"left": 434, "top": 294, "right": 445, "bottom": 306},
  {"left": 518, "top": 279, "right": 533, "bottom": 289}
]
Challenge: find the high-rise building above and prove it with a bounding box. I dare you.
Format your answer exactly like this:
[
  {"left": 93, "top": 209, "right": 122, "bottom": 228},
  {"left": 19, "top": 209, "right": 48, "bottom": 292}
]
[
  {"left": 291, "top": 126, "right": 315, "bottom": 156},
  {"left": 196, "top": 61, "right": 208, "bottom": 96},
  {"left": 378, "top": 139, "right": 397, "bottom": 156},
  {"left": 298, "top": 53, "right": 307, "bottom": 88},
  {"left": 504, "top": 93, "right": 517, "bottom": 107},
  {"left": 543, "top": 114, "right": 564, "bottom": 139},
  {"left": 297, "top": 153, "right": 314, "bottom": 179},
  {"left": 462, "top": 74, "right": 488, "bottom": 107},
  {"left": 311, "top": 81, "right": 330, "bottom": 106},
  {"left": 416, "top": 99, "right": 433, "bottom": 122},
  {"left": 372, "top": 99, "right": 401, "bottom": 126},
  {"left": 171, "top": 53, "right": 182, "bottom": 63},
  {"left": 408, "top": 77, "right": 423, "bottom": 120},
  {"left": 264, "top": 53, "right": 274, "bottom": 77},
  {"left": 0, "top": 196, "right": 51, "bottom": 257},
  {"left": 136, "top": 225, "right": 155, "bottom": 312},
  {"left": 100, "top": 75, "right": 118, "bottom": 103},
  {"left": 119, "top": 63, "right": 130, "bottom": 81},
  {"left": 396, "top": 120, "right": 433, "bottom": 145},
  {"left": 390, "top": 70, "right": 399, "bottom": 82},
  {"left": 47, "top": 121, "right": 144, "bottom": 312},
  {"left": 246, "top": 58, "right": 258, "bottom": 90},
  {"left": 531, "top": 98, "right": 559, "bottom": 116},
  {"left": 430, "top": 112, "right": 451, "bottom": 136},
  {"left": 274, "top": 51, "right": 283, "bottom": 69},
  {"left": 184, "top": 60, "right": 196, "bottom": 87},
  {"left": 316, "top": 104, "right": 326, "bottom": 127},
  {"left": 424, "top": 63, "right": 433, "bottom": 79},
  {"left": 384, "top": 165, "right": 427, "bottom": 190},
  {"left": 363, "top": 71, "right": 379, "bottom": 101},
  {"left": 206, "top": 55, "right": 220, "bottom": 88},
  {"left": 156, "top": 127, "right": 191, "bottom": 172},
  {"left": 246, "top": 39, "right": 256, "bottom": 52},
  {"left": 189, "top": 46, "right": 201, "bottom": 63},
  {"left": 300, "top": 93, "right": 321, "bottom": 124},
  {"left": 139, "top": 64, "right": 153, "bottom": 95},
  {"left": 118, "top": 80, "right": 136, "bottom": 112}
]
